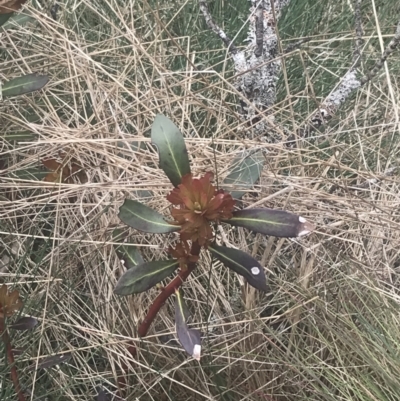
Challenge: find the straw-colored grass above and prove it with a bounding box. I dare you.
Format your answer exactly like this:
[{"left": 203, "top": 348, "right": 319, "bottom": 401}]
[{"left": 1, "top": 0, "right": 400, "bottom": 400}]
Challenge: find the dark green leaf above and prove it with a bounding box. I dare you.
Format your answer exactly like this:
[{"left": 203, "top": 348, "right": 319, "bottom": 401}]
[
  {"left": 1, "top": 73, "right": 49, "bottom": 98},
  {"left": 114, "top": 259, "right": 179, "bottom": 295},
  {"left": 118, "top": 199, "right": 178, "bottom": 234},
  {"left": 3, "top": 131, "right": 36, "bottom": 142},
  {"left": 1, "top": 11, "right": 34, "bottom": 29},
  {"left": 9, "top": 317, "right": 38, "bottom": 331},
  {"left": 10, "top": 168, "right": 49, "bottom": 181},
  {"left": 209, "top": 244, "right": 268, "bottom": 292},
  {"left": 222, "top": 150, "right": 264, "bottom": 199},
  {"left": 175, "top": 289, "right": 201, "bottom": 360},
  {"left": 0, "top": 13, "right": 13, "bottom": 28},
  {"left": 223, "top": 208, "right": 315, "bottom": 237},
  {"left": 29, "top": 352, "right": 72, "bottom": 370},
  {"left": 151, "top": 114, "right": 191, "bottom": 187},
  {"left": 112, "top": 229, "right": 144, "bottom": 268}
]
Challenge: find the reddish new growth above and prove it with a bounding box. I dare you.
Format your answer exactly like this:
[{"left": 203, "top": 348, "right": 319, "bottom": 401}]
[
  {"left": 169, "top": 241, "right": 199, "bottom": 270},
  {"left": 167, "top": 172, "right": 235, "bottom": 246}
]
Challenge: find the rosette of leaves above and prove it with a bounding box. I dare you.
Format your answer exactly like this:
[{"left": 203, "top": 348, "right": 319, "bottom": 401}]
[{"left": 114, "top": 114, "right": 315, "bottom": 360}]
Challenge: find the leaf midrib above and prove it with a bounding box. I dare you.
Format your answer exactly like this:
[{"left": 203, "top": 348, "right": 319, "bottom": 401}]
[
  {"left": 126, "top": 207, "right": 175, "bottom": 228},
  {"left": 161, "top": 126, "right": 182, "bottom": 178}
]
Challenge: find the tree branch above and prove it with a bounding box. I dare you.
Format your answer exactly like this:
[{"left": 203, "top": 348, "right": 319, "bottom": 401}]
[
  {"left": 283, "top": 37, "right": 311, "bottom": 54},
  {"left": 199, "top": 0, "right": 291, "bottom": 139},
  {"left": 198, "top": 0, "right": 238, "bottom": 54},
  {"left": 353, "top": 0, "right": 364, "bottom": 66},
  {"left": 360, "top": 20, "right": 400, "bottom": 84},
  {"left": 287, "top": 18, "right": 400, "bottom": 146}
]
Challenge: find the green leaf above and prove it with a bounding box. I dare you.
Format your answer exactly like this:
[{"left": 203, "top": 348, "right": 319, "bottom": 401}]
[
  {"left": 10, "top": 167, "right": 48, "bottom": 181},
  {"left": 1, "top": 73, "right": 49, "bottom": 98},
  {"left": 223, "top": 208, "right": 315, "bottom": 237},
  {"left": 151, "top": 114, "right": 191, "bottom": 187},
  {"left": 175, "top": 289, "right": 201, "bottom": 360},
  {"left": 112, "top": 229, "right": 144, "bottom": 268},
  {"left": 3, "top": 131, "right": 36, "bottom": 142},
  {"left": 118, "top": 199, "right": 178, "bottom": 234},
  {"left": 114, "top": 259, "right": 179, "bottom": 295},
  {"left": 0, "top": 13, "right": 13, "bottom": 28},
  {"left": 222, "top": 150, "right": 264, "bottom": 199},
  {"left": 209, "top": 243, "right": 268, "bottom": 292},
  {"left": 1, "top": 11, "right": 34, "bottom": 30}
]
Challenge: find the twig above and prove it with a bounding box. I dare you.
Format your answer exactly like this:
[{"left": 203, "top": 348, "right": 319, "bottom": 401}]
[
  {"left": 352, "top": 0, "right": 364, "bottom": 66},
  {"left": 0, "top": 318, "right": 26, "bottom": 401},
  {"left": 254, "top": 5, "right": 264, "bottom": 57},
  {"left": 198, "top": 0, "right": 238, "bottom": 54},
  {"left": 283, "top": 37, "right": 311, "bottom": 54},
  {"left": 360, "top": 20, "right": 400, "bottom": 84},
  {"left": 287, "top": 18, "right": 400, "bottom": 146},
  {"left": 352, "top": 166, "right": 398, "bottom": 190}
]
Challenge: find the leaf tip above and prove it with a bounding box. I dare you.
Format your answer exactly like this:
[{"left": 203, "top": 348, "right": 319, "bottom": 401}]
[
  {"left": 298, "top": 216, "right": 315, "bottom": 237},
  {"left": 192, "top": 344, "right": 201, "bottom": 361}
]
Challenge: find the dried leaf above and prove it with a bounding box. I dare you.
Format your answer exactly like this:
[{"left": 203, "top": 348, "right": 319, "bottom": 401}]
[
  {"left": 0, "top": 284, "right": 22, "bottom": 317},
  {"left": 41, "top": 158, "right": 61, "bottom": 171},
  {"left": 41, "top": 158, "right": 85, "bottom": 183},
  {"left": 0, "top": 0, "right": 27, "bottom": 14}
]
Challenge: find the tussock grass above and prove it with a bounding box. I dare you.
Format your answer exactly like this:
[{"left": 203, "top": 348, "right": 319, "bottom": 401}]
[{"left": 1, "top": 0, "right": 400, "bottom": 399}]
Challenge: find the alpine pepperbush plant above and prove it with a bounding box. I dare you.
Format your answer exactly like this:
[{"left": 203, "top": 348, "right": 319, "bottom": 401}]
[{"left": 114, "top": 114, "right": 315, "bottom": 360}]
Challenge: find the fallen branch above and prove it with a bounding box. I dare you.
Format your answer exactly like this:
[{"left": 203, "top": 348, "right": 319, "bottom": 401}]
[
  {"left": 287, "top": 19, "right": 400, "bottom": 146},
  {"left": 352, "top": 0, "right": 364, "bottom": 66},
  {"left": 360, "top": 20, "right": 400, "bottom": 84},
  {"left": 199, "top": 0, "right": 291, "bottom": 139},
  {"left": 199, "top": 1, "right": 400, "bottom": 146}
]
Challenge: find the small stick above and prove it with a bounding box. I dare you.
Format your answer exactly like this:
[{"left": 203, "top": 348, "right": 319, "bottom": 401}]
[{"left": 0, "top": 317, "right": 26, "bottom": 401}]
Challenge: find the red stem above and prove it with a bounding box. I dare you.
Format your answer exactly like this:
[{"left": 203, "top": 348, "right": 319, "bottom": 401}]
[
  {"left": 0, "top": 317, "right": 26, "bottom": 401},
  {"left": 138, "top": 241, "right": 200, "bottom": 337},
  {"left": 117, "top": 241, "right": 201, "bottom": 397}
]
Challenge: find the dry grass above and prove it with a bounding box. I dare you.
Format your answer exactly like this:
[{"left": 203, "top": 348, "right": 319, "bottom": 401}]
[{"left": 1, "top": 0, "right": 400, "bottom": 400}]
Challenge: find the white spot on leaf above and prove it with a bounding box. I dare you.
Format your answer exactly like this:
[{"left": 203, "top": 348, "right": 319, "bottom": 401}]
[
  {"left": 192, "top": 344, "right": 201, "bottom": 361},
  {"left": 251, "top": 267, "right": 260, "bottom": 275},
  {"left": 299, "top": 216, "right": 306, "bottom": 223}
]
